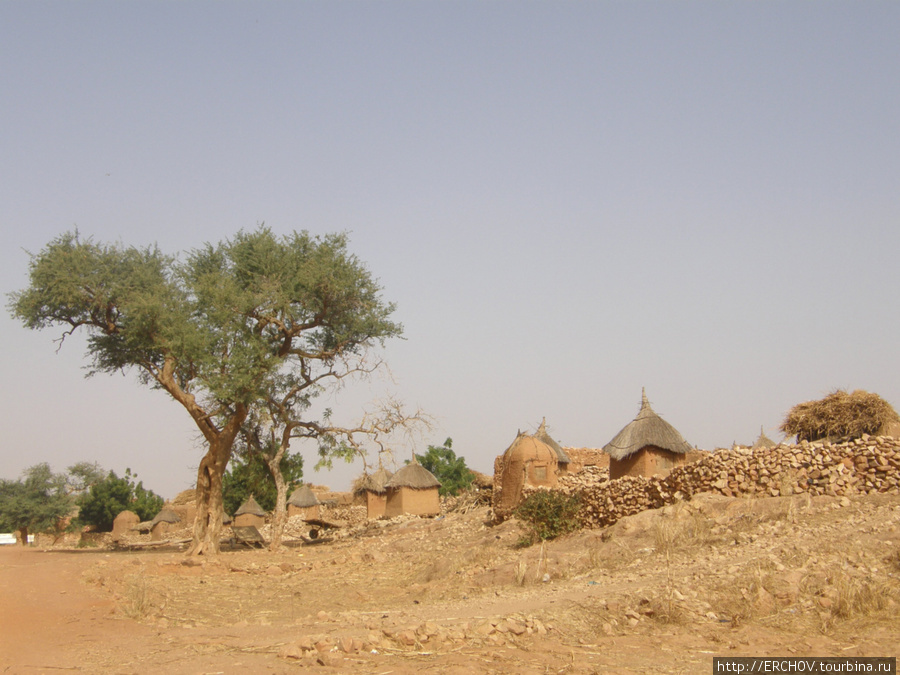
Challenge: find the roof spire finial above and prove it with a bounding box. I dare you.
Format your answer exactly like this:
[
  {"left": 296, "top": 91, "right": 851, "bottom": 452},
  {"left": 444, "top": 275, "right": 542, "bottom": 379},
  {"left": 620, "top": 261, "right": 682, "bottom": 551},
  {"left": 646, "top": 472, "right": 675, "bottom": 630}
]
[{"left": 641, "top": 387, "right": 649, "bottom": 409}]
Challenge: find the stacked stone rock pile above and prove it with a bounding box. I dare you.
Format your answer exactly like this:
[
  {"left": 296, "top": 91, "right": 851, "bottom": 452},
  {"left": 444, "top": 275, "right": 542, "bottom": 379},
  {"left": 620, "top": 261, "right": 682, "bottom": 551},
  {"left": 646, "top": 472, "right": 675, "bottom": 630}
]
[{"left": 547, "top": 436, "right": 900, "bottom": 530}]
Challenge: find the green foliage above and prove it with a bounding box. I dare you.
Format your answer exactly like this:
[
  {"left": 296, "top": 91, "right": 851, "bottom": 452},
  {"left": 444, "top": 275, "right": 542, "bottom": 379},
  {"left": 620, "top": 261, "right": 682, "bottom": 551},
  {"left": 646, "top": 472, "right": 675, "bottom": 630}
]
[
  {"left": 415, "top": 439, "right": 473, "bottom": 497},
  {"left": 75, "top": 469, "right": 163, "bottom": 531},
  {"left": 0, "top": 464, "right": 73, "bottom": 541},
  {"left": 223, "top": 451, "right": 304, "bottom": 515},
  {"left": 130, "top": 476, "right": 164, "bottom": 522},
  {"left": 514, "top": 490, "right": 583, "bottom": 546}
]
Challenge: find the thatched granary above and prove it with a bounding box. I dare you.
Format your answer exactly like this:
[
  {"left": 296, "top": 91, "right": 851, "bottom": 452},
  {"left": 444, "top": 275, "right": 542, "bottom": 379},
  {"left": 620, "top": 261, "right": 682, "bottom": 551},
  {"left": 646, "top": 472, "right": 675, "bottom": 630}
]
[
  {"left": 234, "top": 495, "right": 267, "bottom": 529},
  {"left": 287, "top": 484, "right": 321, "bottom": 520},
  {"left": 384, "top": 461, "right": 441, "bottom": 517},
  {"left": 603, "top": 389, "right": 695, "bottom": 480},
  {"left": 780, "top": 389, "right": 900, "bottom": 442},
  {"left": 751, "top": 426, "right": 777, "bottom": 450},
  {"left": 354, "top": 466, "right": 394, "bottom": 519},
  {"left": 150, "top": 508, "right": 181, "bottom": 541},
  {"left": 492, "top": 429, "right": 560, "bottom": 515},
  {"left": 535, "top": 419, "right": 571, "bottom": 473}
]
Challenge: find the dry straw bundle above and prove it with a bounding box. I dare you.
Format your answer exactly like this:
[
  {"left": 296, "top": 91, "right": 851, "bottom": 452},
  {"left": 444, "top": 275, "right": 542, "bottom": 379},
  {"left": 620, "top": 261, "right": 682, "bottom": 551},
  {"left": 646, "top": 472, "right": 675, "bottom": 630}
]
[{"left": 780, "top": 389, "right": 900, "bottom": 442}]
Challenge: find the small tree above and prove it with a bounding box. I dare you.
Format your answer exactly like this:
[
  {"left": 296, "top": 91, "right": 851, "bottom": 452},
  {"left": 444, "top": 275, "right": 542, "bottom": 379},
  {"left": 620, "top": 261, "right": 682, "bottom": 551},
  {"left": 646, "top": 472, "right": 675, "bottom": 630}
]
[
  {"left": 76, "top": 469, "right": 164, "bottom": 531},
  {"left": 223, "top": 448, "right": 304, "bottom": 516},
  {"left": 243, "top": 397, "right": 431, "bottom": 550},
  {"left": 415, "top": 439, "right": 473, "bottom": 496},
  {"left": 0, "top": 464, "right": 73, "bottom": 544}
]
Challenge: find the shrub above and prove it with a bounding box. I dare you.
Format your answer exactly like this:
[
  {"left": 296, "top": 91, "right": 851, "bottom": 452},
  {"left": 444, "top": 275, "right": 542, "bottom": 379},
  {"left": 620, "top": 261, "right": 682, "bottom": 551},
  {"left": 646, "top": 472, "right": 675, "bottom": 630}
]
[
  {"left": 514, "top": 490, "right": 582, "bottom": 546},
  {"left": 415, "top": 438, "right": 474, "bottom": 496}
]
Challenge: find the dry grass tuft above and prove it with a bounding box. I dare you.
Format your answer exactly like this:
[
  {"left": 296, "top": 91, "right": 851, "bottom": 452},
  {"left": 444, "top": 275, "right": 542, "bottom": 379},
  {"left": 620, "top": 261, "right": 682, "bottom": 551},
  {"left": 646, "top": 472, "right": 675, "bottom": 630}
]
[
  {"left": 653, "top": 505, "right": 715, "bottom": 556},
  {"left": 515, "top": 560, "right": 527, "bottom": 586},
  {"left": 120, "top": 576, "right": 155, "bottom": 620},
  {"left": 830, "top": 571, "right": 898, "bottom": 619}
]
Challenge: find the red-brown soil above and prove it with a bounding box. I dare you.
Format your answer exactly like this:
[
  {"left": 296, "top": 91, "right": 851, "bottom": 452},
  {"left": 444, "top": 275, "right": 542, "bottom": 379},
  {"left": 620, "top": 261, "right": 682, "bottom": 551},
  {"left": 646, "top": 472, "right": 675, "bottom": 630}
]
[{"left": 2, "top": 493, "right": 899, "bottom": 674}]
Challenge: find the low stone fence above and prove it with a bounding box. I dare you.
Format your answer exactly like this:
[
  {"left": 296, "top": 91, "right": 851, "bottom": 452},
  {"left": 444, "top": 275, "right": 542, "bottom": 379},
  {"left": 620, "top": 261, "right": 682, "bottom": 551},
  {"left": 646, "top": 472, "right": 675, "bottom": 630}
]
[{"left": 518, "top": 435, "right": 900, "bottom": 529}]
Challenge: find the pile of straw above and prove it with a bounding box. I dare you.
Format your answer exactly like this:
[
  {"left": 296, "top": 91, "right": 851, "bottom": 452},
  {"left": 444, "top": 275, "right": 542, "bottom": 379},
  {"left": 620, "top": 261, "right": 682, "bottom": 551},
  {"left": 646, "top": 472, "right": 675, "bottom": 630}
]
[{"left": 780, "top": 389, "right": 900, "bottom": 442}]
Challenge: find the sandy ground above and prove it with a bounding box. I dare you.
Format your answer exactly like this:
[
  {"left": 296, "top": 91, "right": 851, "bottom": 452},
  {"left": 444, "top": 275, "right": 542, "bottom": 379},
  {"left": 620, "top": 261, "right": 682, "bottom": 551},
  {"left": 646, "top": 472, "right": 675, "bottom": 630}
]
[{"left": 2, "top": 493, "right": 899, "bottom": 674}]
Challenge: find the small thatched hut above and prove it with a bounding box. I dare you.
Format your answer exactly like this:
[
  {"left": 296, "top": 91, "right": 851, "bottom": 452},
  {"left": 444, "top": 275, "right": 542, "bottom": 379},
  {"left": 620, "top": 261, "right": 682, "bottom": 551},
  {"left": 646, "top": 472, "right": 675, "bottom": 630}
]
[
  {"left": 780, "top": 389, "right": 900, "bottom": 442},
  {"left": 384, "top": 461, "right": 441, "bottom": 517},
  {"left": 354, "top": 466, "right": 394, "bottom": 519},
  {"left": 751, "top": 426, "right": 777, "bottom": 450},
  {"left": 603, "top": 389, "right": 694, "bottom": 480},
  {"left": 492, "top": 428, "right": 560, "bottom": 515},
  {"left": 150, "top": 509, "right": 181, "bottom": 541},
  {"left": 234, "top": 495, "right": 267, "bottom": 529},
  {"left": 287, "top": 484, "right": 321, "bottom": 520}
]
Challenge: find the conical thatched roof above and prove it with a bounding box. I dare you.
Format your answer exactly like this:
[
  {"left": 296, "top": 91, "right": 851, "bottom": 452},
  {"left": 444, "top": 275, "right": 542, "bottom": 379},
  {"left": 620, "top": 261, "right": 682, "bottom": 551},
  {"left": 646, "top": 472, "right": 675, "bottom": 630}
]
[
  {"left": 536, "top": 418, "right": 571, "bottom": 464},
  {"left": 780, "top": 389, "right": 900, "bottom": 442},
  {"left": 385, "top": 461, "right": 441, "bottom": 490},
  {"left": 603, "top": 389, "right": 693, "bottom": 461},
  {"left": 234, "top": 495, "right": 267, "bottom": 517},
  {"left": 288, "top": 484, "right": 320, "bottom": 508},
  {"left": 150, "top": 508, "right": 181, "bottom": 526},
  {"left": 353, "top": 466, "right": 394, "bottom": 495},
  {"left": 751, "top": 426, "right": 777, "bottom": 449}
]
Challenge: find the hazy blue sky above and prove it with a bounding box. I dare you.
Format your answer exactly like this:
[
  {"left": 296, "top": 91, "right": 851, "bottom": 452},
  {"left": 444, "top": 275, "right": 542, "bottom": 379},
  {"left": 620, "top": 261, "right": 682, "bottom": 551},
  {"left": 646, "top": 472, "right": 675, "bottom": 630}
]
[{"left": 2, "top": 2, "right": 899, "bottom": 499}]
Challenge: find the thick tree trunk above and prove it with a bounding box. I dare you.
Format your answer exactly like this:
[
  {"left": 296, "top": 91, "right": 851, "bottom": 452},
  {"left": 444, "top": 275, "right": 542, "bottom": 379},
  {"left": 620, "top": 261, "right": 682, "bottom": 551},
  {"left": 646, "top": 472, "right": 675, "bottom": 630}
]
[
  {"left": 266, "top": 431, "right": 289, "bottom": 551},
  {"left": 268, "top": 457, "right": 288, "bottom": 551},
  {"left": 16, "top": 527, "right": 28, "bottom": 546},
  {"left": 187, "top": 406, "right": 247, "bottom": 556},
  {"left": 188, "top": 447, "right": 228, "bottom": 556}
]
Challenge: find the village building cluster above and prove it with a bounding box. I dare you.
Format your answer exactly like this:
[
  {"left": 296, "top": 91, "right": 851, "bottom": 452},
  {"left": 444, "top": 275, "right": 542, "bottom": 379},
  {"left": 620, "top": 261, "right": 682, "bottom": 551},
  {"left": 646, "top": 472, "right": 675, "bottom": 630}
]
[{"left": 98, "top": 387, "right": 900, "bottom": 548}]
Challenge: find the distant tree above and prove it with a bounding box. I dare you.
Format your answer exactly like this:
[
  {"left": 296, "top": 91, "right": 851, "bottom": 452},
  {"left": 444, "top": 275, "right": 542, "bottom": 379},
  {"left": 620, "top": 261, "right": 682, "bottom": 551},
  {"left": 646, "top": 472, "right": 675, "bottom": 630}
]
[
  {"left": 76, "top": 469, "right": 164, "bottom": 531},
  {"left": 0, "top": 464, "right": 73, "bottom": 544},
  {"left": 66, "top": 462, "right": 106, "bottom": 496},
  {"left": 10, "top": 228, "right": 402, "bottom": 555},
  {"left": 129, "top": 473, "right": 164, "bottom": 522},
  {"left": 222, "top": 448, "right": 304, "bottom": 516},
  {"left": 415, "top": 438, "right": 473, "bottom": 497}
]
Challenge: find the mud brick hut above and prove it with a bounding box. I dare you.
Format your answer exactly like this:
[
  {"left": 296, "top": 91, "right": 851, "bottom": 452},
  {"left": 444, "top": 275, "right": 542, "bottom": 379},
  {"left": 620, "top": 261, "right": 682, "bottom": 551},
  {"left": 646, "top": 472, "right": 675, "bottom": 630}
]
[
  {"left": 150, "top": 508, "right": 181, "bottom": 541},
  {"left": 383, "top": 461, "right": 441, "bottom": 517},
  {"left": 603, "top": 389, "right": 696, "bottom": 480},
  {"left": 234, "top": 495, "right": 267, "bottom": 528},
  {"left": 287, "top": 484, "right": 321, "bottom": 520},
  {"left": 492, "top": 426, "right": 561, "bottom": 516},
  {"left": 354, "top": 466, "right": 394, "bottom": 519},
  {"left": 112, "top": 510, "right": 140, "bottom": 542}
]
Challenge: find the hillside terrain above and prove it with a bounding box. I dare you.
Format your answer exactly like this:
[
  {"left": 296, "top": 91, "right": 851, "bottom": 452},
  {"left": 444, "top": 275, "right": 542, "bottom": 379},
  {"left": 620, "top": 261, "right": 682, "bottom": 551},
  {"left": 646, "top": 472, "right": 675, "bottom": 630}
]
[{"left": 1, "top": 490, "right": 899, "bottom": 674}]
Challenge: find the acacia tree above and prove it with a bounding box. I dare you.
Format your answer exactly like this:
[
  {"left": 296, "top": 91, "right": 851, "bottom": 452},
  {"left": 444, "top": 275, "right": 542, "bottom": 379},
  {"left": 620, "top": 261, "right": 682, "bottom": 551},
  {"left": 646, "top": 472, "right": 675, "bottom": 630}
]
[
  {"left": 244, "top": 396, "right": 430, "bottom": 550},
  {"left": 10, "top": 228, "right": 401, "bottom": 555}
]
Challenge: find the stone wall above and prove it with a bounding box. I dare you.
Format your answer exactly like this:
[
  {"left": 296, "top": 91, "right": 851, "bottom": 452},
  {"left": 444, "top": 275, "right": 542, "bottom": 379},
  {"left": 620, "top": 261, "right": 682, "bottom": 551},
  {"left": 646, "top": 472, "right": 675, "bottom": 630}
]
[{"left": 518, "top": 435, "right": 900, "bottom": 529}]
